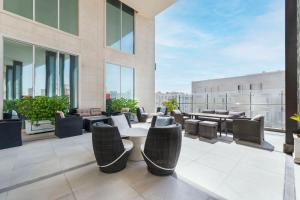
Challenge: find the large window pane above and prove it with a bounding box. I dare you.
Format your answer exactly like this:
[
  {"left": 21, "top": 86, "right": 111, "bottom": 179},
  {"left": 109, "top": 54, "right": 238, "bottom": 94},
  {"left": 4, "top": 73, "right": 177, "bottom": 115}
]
[
  {"left": 121, "top": 67, "right": 134, "bottom": 98},
  {"left": 3, "top": 39, "right": 33, "bottom": 100},
  {"left": 105, "top": 64, "right": 120, "bottom": 99},
  {"left": 59, "top": 53, "right": 78, "bottom": 108},
  {"left": 60, "top": 0, "right": 78, "bottom": 35},
  {"left": 35, "top": 47, "right": 57, "bottom": 97},
  {"left": 121, "top": 4, "right": 134, "bottom": 54},
  {"left": 35, "top": 0, "right": 58, "bottom": 28},
  {"left": 106, "top": 0, "right": 121, "bottom": 50},
  {"left": 4, "top": 0, "right": 33, "bottom": 19}
]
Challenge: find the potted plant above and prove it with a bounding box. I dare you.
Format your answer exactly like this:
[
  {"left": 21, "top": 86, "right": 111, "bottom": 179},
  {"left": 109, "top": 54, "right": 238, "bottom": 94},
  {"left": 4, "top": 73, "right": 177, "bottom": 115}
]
[
  {"left": 16, "top": 96, "right": 70, "bottom": 134},
  {"left": 110, "top": 98, "right": 138, "bottom": 121},
  {"left": 162, "top": 98, "right": 178, "bottom": 114},
  {"left": 290, "top": 114, "right": 300, "bottom": 163}
]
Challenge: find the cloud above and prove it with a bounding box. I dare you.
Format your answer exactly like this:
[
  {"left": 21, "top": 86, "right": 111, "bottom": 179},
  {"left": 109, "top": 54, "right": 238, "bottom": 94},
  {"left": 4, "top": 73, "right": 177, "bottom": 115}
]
[{"left": 155, "top": 0, "right": 284, "bottom": 93}]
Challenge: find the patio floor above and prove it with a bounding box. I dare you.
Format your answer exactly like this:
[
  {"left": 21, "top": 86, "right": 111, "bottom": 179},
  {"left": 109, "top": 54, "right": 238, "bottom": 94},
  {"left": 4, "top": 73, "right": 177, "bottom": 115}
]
[{"left": 0, "top": 123, "right": 298, "bottom": 200}]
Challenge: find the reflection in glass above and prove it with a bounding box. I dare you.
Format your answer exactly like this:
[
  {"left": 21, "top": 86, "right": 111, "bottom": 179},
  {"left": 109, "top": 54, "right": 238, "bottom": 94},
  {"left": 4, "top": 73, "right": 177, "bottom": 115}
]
[
  {"left": 105, "top": 64, "right": 120, "bottom": 99},
  {"left": 35, "top": 47, "right": 56, "bottom": 97},
  {"left": 121, "top": 4, "right": 134, "bottom": 54},
  {"left": 121, "top": 67, "right": 134, "bottom": 98},
  {"left": 3, "top": 39, "right": 33, "bottom": 100},
  {"left": 60, "top": 0, "right": 78, "bottom": 35},
  {"left": 35, "top": 0, "right": 58, "bottom": 28},
  {"left": 106, "top": 0, "right": 121, "bottom": 50},
  {"left": 59, "top": 53, "right": 78, "bottom": 108},
  {"left": 4, "top": 0, "right": 33, "bottom": 19}
]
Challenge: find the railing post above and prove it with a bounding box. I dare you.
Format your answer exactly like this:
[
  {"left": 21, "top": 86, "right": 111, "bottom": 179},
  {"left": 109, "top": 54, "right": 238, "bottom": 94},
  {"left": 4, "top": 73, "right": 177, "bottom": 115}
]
[
  {"left": 250, "top": 91, "right": 252, "bottom": 118},
  {"left": 206, "top": 93, "right": 209, "bottom": 109},
  {"left": 281, "top": 90, "right": 284, "bottom": 130},
  {"left": 178, "top": 95, "right": 181, "bottom": 110},
  {"left": 225, "top": 93, "right": 228, "bottom": 110},
  {"left": 191, "top": 94, "right": 194, "bottom": 112}
]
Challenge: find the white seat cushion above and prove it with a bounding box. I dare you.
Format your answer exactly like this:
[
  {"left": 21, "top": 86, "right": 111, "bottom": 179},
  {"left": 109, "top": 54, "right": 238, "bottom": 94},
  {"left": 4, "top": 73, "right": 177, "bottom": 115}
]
[
  {"left": 140, "top": 144, "right": 145, "bottom": 151},
  {"left": 111, "top": 114, "right": 130, "bottom": 131},
  {"left": 122, "top": 139, "right": 133, "bottom": 151}
]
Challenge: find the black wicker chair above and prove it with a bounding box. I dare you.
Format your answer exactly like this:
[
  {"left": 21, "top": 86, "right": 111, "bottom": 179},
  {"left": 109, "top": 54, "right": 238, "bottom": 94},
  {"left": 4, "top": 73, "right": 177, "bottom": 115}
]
[
  {"left": 156, "top": 106, "right": 168, "bottom": 115},
  {"left": 150, "top": 115, "right": 175, "bottom": 127},
  {"left": 0, "top": 120, "right": 22, "bottom": 150},
  {"left": 141, "top": 124, "right": 182, "bottom": 176},
  {"left": 92, "top": 123, "right": 133, "bottom": 173},
  {"left": 136, "top": 107, "right": 149, "bottom": 122},
  {"left": 55, "top": 112, "right": 83, "bottom": 138},
  {"left": 233, "top": 115, "right": 264, "bottom": 144}
]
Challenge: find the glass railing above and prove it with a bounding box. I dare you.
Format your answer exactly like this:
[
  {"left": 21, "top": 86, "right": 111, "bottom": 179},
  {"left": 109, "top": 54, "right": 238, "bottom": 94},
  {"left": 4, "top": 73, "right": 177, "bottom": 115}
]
[{"left": 155, "top": 89, "right": 285, "bottom": 131}]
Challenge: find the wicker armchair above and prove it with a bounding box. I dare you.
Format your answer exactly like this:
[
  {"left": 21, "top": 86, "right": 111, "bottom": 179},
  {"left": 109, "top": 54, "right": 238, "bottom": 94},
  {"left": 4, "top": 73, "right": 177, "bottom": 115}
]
[
  {"left": 233, "top": 115, "right": 264, "bottom": 144},
  {"left": 0, "top": 120, "right": 22, "bottom": 150},
  {"left": 141, "top": 124, "right": 182, "bottom": 176},
  {"left": 156, "top": 106, "right": 168, "bottom": 115},
  {"left": 171, "top": 110, "right": 190, "bottom": 129},
  {"left": 92, "top": 123, "right": 133, "bottom": 173},
  {"left": 55, "top": 112, "right": 83, "bottom": 138},
  {"left": 136, "top": 107, "right": 149, "bottom": 122}
]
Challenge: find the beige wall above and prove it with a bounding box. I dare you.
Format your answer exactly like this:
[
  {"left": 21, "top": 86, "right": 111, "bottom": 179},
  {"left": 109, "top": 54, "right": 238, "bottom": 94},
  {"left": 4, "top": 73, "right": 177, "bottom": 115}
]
[{"left": 0, "top": 0, "right": 156, "bottom": 117}]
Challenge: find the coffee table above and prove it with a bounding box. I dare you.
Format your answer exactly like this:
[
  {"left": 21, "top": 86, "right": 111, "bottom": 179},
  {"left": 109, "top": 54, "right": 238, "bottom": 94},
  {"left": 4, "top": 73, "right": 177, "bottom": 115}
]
[
  {"left": 120, "top": 127, "right": 148, "bottom": 161},
  {"left": 83, "top": 116, "right": 111, "bottom": 132}
]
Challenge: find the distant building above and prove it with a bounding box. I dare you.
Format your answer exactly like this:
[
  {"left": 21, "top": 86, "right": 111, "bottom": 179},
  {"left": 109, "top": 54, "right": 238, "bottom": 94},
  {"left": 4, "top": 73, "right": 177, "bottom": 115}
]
[
  {"left": 192, "top": 71, "right": 285, "bottom": 94},
  {"left": 155, "top": 92, "right": 192, "bottom": 112}
]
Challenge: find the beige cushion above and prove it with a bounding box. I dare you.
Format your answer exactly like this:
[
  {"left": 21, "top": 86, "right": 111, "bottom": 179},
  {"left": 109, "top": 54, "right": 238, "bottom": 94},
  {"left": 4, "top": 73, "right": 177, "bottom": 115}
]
[
  {"left": 251, "top": 115, "right": 264, "bottom": 121},
  {"left": 90, "top": 108, "right": 102, "bottom": 116},
  {"left": 56, "top": 111, "right": 65, "bottom": 118},
  {"left": 77, "top": 109, "right": 90, "bottom": 117}
]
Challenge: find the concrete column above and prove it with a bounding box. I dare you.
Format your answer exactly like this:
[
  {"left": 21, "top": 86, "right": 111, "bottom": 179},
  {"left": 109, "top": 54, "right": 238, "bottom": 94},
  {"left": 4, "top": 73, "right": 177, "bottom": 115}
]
[
  {"left": 284, "top": 0, "right": 298, "bottom": 153},
  {"left": 0, "top": 34, "right": 3, "bottom": 120},
  {"left": 0, "top": 0, "right": 3, "bottom": 10}
]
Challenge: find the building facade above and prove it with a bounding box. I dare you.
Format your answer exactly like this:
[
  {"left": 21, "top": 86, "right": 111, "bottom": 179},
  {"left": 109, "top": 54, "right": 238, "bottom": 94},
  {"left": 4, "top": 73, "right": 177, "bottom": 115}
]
[
  {"left": 0, "top": 0, "right": 175, "bottom": 119},
  {"left": 192, "top": 71, "right": 285, "bottom": 94}
]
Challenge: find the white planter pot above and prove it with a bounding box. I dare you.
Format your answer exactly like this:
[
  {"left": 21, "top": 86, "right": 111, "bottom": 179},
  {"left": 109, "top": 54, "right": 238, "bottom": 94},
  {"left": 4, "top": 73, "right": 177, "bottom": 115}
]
[
  {"left": 25, "top": 120, "right": 55, "bottom": 135},
  {"left": 294, "top": 134, "right": 300, "bottom": 163}
]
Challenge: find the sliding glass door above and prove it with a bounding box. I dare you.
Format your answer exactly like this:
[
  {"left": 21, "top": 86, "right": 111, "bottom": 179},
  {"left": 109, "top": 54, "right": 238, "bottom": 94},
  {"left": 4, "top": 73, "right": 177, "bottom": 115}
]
[{"left": 3, "top": 38, "right": 79, "bottom": 108}]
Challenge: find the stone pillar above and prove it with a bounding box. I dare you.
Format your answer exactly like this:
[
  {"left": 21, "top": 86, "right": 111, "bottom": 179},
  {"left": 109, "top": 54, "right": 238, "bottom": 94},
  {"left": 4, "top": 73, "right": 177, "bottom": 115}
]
[{"left": 284, "top": 0, "right": 298, "bottom": 153}]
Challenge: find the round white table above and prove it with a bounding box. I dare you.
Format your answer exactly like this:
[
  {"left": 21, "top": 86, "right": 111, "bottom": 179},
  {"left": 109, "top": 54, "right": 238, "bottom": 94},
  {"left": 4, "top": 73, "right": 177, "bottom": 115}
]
[{"left": 120, "top": 128, "right": 148, "bottom": 161}]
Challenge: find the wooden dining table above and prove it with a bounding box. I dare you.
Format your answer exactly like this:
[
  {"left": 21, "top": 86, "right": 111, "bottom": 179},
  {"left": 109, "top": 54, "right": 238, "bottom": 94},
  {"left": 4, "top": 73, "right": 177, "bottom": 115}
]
[{"left": 187, "top": 113, "right": 232, "bottom": 136}]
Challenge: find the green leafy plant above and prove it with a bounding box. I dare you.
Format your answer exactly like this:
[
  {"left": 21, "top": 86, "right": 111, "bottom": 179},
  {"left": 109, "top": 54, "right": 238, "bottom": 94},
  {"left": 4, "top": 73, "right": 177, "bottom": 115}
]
[
  {"left": 291, "top": 114, "right": 300, "bottom": 122},
  {"left": 3, "top": 99, "right": 18, "bottom": 113},
  {"left": 16, "top": 96, "right": 70, "bottom": 124},
  {"left": 162, "top": 98, "right": 178, "bottom": 113},
  {"left": 110, "top": 98, "right": 138, "bottom": 113},
  {"left": 291, "top": 114, "right": 300, "bottom": 134}
]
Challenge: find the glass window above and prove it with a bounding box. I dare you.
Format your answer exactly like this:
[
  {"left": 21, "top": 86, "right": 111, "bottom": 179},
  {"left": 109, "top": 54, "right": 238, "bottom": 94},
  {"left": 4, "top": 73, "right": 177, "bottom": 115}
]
[
  {"left": 60, "top": 0, "right": 78, "bottom": 35},
  {"left": 35, "top": 0, "right": 58, "bottom": 28},
  {"left": 4, "top": 0, "right": 33, "bottom": 19},
  {"left": 59, "top": 53, "right": 78, "bottom": 108},
  {"left": 105, "top": 64, "right": 121, "bottom": 99},
  {"left": 106, "top": 0, "right": 134, "bottom": 53},
  {"left": 3, "top": 39, "right": 33, "bottom": 100},
  {"left": 121, "top": 67, "right": 134, "bottom": 98},
  {"left": 35, "top": 47, "right": 57, "bottom": 97},
  {"left": 106, "top": 0, "right": 121, "bottom": 50},
  {"left": 105, "top": 63, "right": 134, "bottom": 100},
  {"left": 121, "top": 4, "right": 134, "bottom": 54}
]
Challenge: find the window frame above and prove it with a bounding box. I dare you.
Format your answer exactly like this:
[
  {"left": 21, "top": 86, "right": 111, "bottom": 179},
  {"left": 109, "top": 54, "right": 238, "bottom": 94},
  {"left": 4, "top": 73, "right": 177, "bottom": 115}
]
[
  {"left": 2, "top": 0, "right": 79, "bottom": 36},
  {"left": 2, "top": 37, "right": 79, "bottom": 108},
  {"left": 104, "top": 62, "right": 135, "bottom": 101},
  {"left": 105, "top": 0, "right": 135, "bottom": 54}
]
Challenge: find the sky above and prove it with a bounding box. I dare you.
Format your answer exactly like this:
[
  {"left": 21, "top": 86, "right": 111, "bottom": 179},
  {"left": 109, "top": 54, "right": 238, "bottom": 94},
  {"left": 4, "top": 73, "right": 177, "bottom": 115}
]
[{"left": 155, "top": 0, "right": 285, "bottom": 93}]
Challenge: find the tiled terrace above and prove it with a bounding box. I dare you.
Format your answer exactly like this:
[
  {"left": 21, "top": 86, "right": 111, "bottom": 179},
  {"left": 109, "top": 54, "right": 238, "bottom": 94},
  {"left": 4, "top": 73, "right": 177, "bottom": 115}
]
[{"left": 0, "top": 123, "right": 298, "bottom": 200}]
